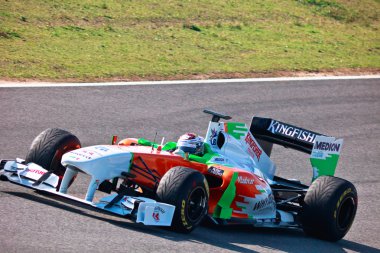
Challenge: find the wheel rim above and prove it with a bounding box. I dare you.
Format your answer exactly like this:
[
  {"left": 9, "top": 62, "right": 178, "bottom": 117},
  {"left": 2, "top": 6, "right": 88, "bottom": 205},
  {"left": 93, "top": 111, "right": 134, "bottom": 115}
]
[
  {"left": 337, "top": 196, "right": 356, "bottom": 230},
  {"left": 50, "top": 144, "right": 80, "bottom": 190},
  {"left": 50, "top": 143, "right": 80, "bottom": 176},
  {"left": 187, "top": 187, "right": 207, "bottom": 222},
  {"left": 50, "top": 148, "right": 65, "bottom": 176}
]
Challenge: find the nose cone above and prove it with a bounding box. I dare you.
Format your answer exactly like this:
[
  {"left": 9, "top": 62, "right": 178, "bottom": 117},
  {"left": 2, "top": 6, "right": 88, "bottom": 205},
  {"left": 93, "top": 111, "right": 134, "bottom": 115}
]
[
  {"left": 62, "top": 145, "right": 112, "bottom": 163},
  {"left": 62, "top": 145, "right": 133, "bottom": 180}
]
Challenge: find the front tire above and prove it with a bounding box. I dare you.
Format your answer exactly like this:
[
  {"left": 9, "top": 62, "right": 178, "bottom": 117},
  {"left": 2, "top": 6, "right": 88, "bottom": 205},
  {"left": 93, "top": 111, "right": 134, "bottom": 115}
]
[
  {"left": 156, "top": 166, "right": 209, "bottom": 233},
  {"left": 300, "top": 176, "right": 358, "bottom": 241},
  {"left": 25, "top": 128, "right": 81, "bottom": 181}
]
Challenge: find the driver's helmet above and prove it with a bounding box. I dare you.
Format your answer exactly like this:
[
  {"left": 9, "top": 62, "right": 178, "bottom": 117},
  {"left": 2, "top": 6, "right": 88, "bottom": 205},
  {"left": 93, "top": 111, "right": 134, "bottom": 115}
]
[{"left": 177, "top": 133, "right": 204, "bottom": 156}]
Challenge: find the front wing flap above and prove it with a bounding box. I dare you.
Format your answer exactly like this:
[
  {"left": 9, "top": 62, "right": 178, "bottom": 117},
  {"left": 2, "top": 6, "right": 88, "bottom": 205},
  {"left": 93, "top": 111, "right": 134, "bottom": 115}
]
[{"left": 0, "top": 160, "right": 175, "bottom": 227}]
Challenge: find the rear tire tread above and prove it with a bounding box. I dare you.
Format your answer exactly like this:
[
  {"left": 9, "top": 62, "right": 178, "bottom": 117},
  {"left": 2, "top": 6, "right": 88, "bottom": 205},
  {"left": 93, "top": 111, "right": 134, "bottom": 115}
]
[{"left": 301, "top": 176, "right": 357, "bottom": 241}]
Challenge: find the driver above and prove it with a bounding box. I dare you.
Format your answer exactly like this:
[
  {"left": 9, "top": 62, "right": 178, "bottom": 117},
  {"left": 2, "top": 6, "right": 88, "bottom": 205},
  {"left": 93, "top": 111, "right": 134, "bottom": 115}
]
[
  {"left": 176, "top": 133, "right": 224, "bottom": 164},
  {"left": 132, "top": 132, "right": 219, "bottom": 164},
  {"left": 176, "top": 133, "right": 205, "bottom": 156}
]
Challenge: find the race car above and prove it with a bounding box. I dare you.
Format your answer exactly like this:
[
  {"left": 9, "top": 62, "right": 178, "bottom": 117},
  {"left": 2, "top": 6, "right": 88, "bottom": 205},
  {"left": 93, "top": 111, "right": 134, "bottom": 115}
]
[{"left": 0, "top": 110, "right": 357, "bottom": 241}]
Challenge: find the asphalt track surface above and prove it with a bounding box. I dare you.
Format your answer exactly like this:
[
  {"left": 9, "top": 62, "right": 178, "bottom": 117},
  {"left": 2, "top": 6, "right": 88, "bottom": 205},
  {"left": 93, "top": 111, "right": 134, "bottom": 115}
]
[{"left": 0, "top": 78, "right": 379, "bottom": 253}]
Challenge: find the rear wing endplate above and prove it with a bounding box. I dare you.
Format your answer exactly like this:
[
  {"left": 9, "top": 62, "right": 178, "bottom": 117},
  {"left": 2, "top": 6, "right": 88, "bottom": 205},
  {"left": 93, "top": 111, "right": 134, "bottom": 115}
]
[{"left": 310, "top": 136, "right": 343, "bottom": 181}]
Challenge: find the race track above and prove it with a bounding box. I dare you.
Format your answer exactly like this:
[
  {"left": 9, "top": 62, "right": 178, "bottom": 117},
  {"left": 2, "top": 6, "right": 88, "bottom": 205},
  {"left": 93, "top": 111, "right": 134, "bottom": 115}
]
[{"left": 0, "top": 78, "right": 379, "bottom": 253}]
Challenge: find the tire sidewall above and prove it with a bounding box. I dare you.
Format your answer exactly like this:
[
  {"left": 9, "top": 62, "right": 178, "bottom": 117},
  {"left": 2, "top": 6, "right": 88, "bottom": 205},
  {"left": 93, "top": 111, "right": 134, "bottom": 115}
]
[
  {"left": 176, "top": 173, "right": 209, "bottom": 231},
  {"left": 156, "top": 167, "right": 209, "bottom": 233},
  {"left": 26, "top": 129, "right": 81, "bottom": 176},
  {"left": 301, "top": 176, "right": 357, "bottom": 241},
  {"left": 330, "top": 186, "right": 357, "bottom": 236}
]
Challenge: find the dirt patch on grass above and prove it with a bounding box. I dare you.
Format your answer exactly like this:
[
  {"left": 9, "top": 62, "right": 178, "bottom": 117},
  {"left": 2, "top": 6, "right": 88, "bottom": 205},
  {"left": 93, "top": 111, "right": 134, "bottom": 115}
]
[{"left": 1, "top": 68, "right": 379, "bottom": 83}]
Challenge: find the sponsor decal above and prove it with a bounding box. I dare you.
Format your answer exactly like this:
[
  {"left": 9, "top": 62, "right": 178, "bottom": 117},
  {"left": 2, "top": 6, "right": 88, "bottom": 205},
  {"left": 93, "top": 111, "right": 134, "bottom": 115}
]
[
  {"left": 234, "top": 194, "right": 276, "bottom": 217},
  {"left": 152, "top": 211, "right": 160, "bottom": 222},
  {"left": 152, "top": 206, "right": 166, "bottom": 222},
  {"left": 310, "top": 136, "right": 343, "bottom": 180},
  {"left": 256, "top": 218, "right": 277, "bottom": 223},
  {"left": 181, "top": 200, "right": 191, "bottom": 228},
  {"left": 237, "top": 176, "right": 254, "bottom": 185},
  {"left": 204, "top": 178, "right": 210, "bottom": 196},
  {"left": 67, "top": 154, "right": 82, "bottom": 161},
  {"left": 82, "top": 150, "right": 95, "bottom": 156},
  {"left": 252, "top": 194, "right": 275, "bottom": 211},
  {"left": 94, "top": 146, "right": 110, "bottom": 152},
  {"left": 209, "top": 128, "right": 218, "bottom": 145},
  {"left": 267, "top": 120, "right": 317, "bottom": 143},
  {"left": 155, "top": 206, "right": 166, "bottom": 214},
  {"left": 27, "top": 168, "right": 45, "bottom": 175},
  {"left": 244, "top": 134, "right": 262, "bottom": 161},
  {"left": 311, "top": 152, "right": 324, "bottom": 159},
  {"left": 314, "top": 141, "right": 341, "bottom": 152},
  {"left": 209, "top": 156, "right": 231, "bottom": 165},
  {"left": 225, "top": 122, "right": 248, "bottom": 140},
  {"left": 334, "top": 188, "right": 353, "bottom": 219},
  {"left": 213, "top": 157, "right": 225, "bottom": 162},
  {"left": 208, "top": 166, "right": 224, "bottom": 177},
  {"left": 70, "top": 151, "right": 92, "bottom": 160},
  {"left": 257, "top": 176, "right": 265, "bottom": 183}
]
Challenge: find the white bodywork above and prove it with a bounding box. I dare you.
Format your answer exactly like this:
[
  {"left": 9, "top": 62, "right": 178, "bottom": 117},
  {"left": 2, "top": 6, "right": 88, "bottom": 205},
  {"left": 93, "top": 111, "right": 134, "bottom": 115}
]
[
  {"left": 3, "top": 160, "right": 59, "bottom": 190},
  {"left": 203, "top": 121, "right": 280, "bottom": 222},
  {"left": 205, "top": 121, "right": 276, "bottom": 180},
  {"left": 1, "top": 157, "right": 176, "bottom": 227},
  {"left": 60, "top": 145, "right": 134, "bottom": 201}
]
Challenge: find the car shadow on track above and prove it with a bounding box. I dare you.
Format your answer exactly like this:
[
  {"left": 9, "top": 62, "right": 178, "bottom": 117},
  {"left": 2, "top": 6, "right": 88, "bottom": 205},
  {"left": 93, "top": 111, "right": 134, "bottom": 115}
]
[
  {"left": 197, "top": 223, "right": 380, "bottom": 253},
  {"left": 3, "top": 190, "right": 379, "bottom": 253}
]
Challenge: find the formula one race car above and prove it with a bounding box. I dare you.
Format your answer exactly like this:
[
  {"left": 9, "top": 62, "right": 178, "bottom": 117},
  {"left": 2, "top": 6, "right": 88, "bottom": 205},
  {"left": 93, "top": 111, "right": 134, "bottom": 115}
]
[{"left": 0, "top": 110, "right": 357, "bottom": 241}]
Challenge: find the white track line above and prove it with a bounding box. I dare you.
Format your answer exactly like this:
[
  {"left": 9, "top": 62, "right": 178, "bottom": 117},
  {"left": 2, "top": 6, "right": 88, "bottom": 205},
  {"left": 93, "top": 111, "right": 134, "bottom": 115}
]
[{"left": 0, "top": 75, "right": 379, "bottom": 88}]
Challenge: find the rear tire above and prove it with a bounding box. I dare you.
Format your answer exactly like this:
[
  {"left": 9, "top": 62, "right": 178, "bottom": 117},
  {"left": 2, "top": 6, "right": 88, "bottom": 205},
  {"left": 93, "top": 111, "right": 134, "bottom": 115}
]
[
  {"left": 300, "top": 176, "right": 357, "bottom": 241},
  {"left": 156, "top": 166, "right": 209, "bottom": 233},
  {"left": 25, "top": 128, "right": 81, "bottom": 179}
]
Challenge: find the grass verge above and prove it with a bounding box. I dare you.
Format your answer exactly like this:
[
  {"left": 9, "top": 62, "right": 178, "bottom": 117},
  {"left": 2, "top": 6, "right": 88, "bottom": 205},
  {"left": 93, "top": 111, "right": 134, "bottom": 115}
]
[{"left": 0, "top": 0, "right": 379, "bottom": 81}]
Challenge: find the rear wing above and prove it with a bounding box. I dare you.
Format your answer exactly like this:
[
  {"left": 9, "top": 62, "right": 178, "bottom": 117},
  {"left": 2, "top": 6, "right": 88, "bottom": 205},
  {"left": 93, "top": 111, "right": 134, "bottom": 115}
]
[
  {"left": 250, "top": 117, "right": 343, "bottom": 180},
  {"left": 203, "top": 111, "right": 343, "bottom": 181},
  {"left": 250, "top": 117, "right": 321, "bottom": 154}
]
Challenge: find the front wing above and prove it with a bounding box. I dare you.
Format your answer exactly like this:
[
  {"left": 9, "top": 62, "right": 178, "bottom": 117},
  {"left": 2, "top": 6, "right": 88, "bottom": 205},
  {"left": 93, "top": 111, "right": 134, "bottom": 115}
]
[{"left": 0, "top": 160, "right": 175, "bottom": 226}]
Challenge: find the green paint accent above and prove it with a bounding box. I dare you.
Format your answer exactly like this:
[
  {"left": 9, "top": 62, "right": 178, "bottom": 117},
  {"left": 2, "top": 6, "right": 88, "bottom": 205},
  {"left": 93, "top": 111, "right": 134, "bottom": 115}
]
[
  {"left": 128, "top": 153, "right": 134, "bottom": 172},
  {"left": 225, "top": 122, "right": 248, "bottom": 140},
  {"left": 189, "top": 154, "right": 209, "bottom": 164},
  {"left": 162, "top": 142, "right": 177, "bottom": 151},
  {"left": 190, "top": 153, "right": 218, "bottom": 164},
  {"left": 310, "top": 154, "right": 340, "bottom": 180},
  {"left": 137, "top": 138, "right": 176, "bottom": 151},
  {"left": 213, "top": 172, "right": 238, "bottom": 219},
  {"left": 189, "top": 143, "right": 220, "bottom": 164},
  {"left": 138, "top": 138, "right": 155, "bottom": 147}
]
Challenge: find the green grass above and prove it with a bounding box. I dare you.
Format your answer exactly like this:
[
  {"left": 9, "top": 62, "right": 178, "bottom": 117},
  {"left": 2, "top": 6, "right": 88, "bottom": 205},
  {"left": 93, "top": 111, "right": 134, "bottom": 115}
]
[{"left": 0, "top": 0, "right": 379, "bottom": 80}]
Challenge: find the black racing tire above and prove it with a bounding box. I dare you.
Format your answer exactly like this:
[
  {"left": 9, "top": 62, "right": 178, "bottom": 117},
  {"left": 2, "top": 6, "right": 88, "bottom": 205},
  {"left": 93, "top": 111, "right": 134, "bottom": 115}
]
[
  {"left": 300, "top": 176, "right": 358, "bottom": 241},
  {"left": 156, "top": 166, "right": 209, "bottom": 233},
  {"left": 25, "top": 128, "right": 81, "bottom": 178}
]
